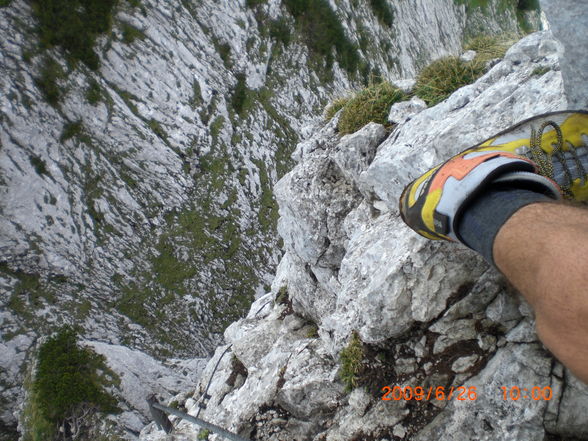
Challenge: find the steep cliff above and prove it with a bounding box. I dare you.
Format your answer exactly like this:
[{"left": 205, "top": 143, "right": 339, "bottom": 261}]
[
  {"left": 0, "top": 0, "right": 542, "bottom": 439},
  {"left": 141, "top": 30, "right": 588, "bottom": 441}
]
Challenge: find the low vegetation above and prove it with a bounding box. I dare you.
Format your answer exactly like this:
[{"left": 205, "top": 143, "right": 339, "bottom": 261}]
[
  {"left": 415, "top": 34, "right": 514, "bottom": 106},
  {"left": 35, "top": 57, "right": 65, "bottom": 107},
  {"left": 284, "top": 0, "right": 360, "bottom": 74},
  {"left": 464, "top": 33, "right": 516, "bottom": 64},
  {"left": 339, "top": 331, "right": 365, "bottom": 391},
  {"left": 121, "top": 22, "right": 146, "bottom": 44},
  {"left": 369, "top": 0, "right": 394, "bottom": 27},
  {"left": 414, "top": 56, "right": 486, "bottom": 106},
  {"left": 336, "top": 81, "right": 405, "bottom": 135},
  {"left": 23, "top": 327, "right": 119, "bottom": 441},
  {"left": 31, "top": 0, "right": 117, "bottom": 70}
]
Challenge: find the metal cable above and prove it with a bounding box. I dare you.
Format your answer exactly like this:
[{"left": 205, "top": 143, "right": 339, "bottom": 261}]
[
  {"left": 152, "top": 402, "right": 250, "bottom": 441},
  {"left": 196, "top": 344, "right": 233, "bottom": 417}
]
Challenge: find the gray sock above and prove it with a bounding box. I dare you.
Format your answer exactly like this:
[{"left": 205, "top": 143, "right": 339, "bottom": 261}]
[{"left": 456, "top": 187, "right": 552, "bottom": 265}]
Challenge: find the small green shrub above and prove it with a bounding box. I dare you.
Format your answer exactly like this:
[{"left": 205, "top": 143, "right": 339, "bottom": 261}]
[
  {"left": 231, "top": 73, "right": 253, "bottom": 116},
  {"left": 324, "top": 96, "right": 351, "bottom": 120},
  {"left": 269, "top": 17, "right": 291, "bottom": 46},
  {"left": 210, "top": 116, "right": 225, "bottom": 141},
  {"left": 284, "top": 0, "right": 359, "bottom": 74},
  {"left": 0, "top": 0, "right": 12, "bottom": 7},
  {"left": 339, "top": 331, "right": 364, "bottom": 392},
  {"left": 28, "top": 327, "right": 119, "bottom": 440},
  {"left": 35, "top": 57, "right": 65, "bottom": 107},
  {"left": 86, "top": 79, "right": 102, "bottom": 105},
  {"left": 31, "top": 0, "right": 117, "bottom": 70},
  {"left": 121, "top": 22, "right": 146, "bottom": 44},
  {"left": 60, "top": 120, "right": 84, "bottom": 142},
  {"left": 30, "top": 156, "right": 49, "bottom": 176},
  {"left": 217, "top": 42, "right": 232, "bottom": 68},
  {"left": 414, "top": 56, "right": 486, "bottom": 106},
  {"left": 337, "top": 81, "right": 405, "bottom": 135},
  {"left": 369, "top": 0, "right": 394, "bottom": 27}
]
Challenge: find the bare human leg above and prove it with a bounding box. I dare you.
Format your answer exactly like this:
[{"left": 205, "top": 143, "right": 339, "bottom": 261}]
[{"left": 494, "top": 202, "right": 588, "bottom": 383}]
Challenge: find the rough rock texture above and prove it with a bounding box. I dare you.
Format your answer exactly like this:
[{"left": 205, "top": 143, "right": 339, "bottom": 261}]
[
  {"left": 0, "top": 0, "right": 539, "bottom": 438},
  {"left": 140, "top": 31, "right": 588, "bottom": 441},
  {"left": 0, "top": 0, "right": 533, "bottom": 437},
  {"left": 540, "top": 0, "right": 588, "bottom": 108}
]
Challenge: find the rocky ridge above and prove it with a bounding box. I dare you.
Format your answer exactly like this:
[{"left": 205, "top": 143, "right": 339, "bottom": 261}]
[
  {"left": 141, "top": 30, "right": 588, "bottom": 441},
  {"left": 0, "top": 0, "right": 539, "bottom": 438}
]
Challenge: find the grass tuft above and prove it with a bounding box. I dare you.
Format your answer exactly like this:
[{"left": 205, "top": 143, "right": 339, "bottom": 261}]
[
  {"left": 414, "top": 56, "right": 485, "bottom": 106},
  {"left": 324, "top": 96, "right": 351, "bottom": 121},
  {"left": 339, "top": 331, "right": 365, "bottom": 392},
  {"left": 336, "top": 81, "right": 405, "bottom": 135},
  {"left": 464, "top": 34, "right": 516, "bottom": 65}
]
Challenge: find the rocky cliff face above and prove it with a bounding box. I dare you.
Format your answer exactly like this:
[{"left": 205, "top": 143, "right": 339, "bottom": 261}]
[
  {"left": 0, "top": 0, "right": 541, "bottom": 438},
  {"left": 141, "top": 31, "right": 588, "bottom": 441}
]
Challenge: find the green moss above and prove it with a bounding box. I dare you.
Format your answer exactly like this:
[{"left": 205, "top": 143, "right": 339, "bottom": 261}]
[
  {"left": 337, "top": 81, "right": 405, "bottom": 135},
  {"left": 35, "top": 56, "right": 65, "bottom": 107},
  {"left": 369, "top": 0, "right": 394, "bottom": 27},
  {"left": 86, "top": 78, "right": 102, "bottom": 105},
  {"left": 0, "top": 0, "right": 12, "bottom": 7},
  {"left": 532, "top": 66, "right": 551, "bottom": 76},
  {"left": 23, "top": 327, "right": 119, "bottom": 440},
  {"left": 284, "top": 0, "right": 359, "bottom": 74},
  {"left": 414, "top": 56, "right": 486, "bottom": 106},
  {"left": 306, "top": 324, "right": 319, "bottom": 338},
  {"left": 198, "top": 429, "right": 211, "bottom": 440},
  {"left": 31, "top": 0, "right": 117, "bottom": 70},
  {"left": 338, "top": 331, "right": 365, "bottom": 392},
  {"left": 121, "top": 22, "right": 146, "bottom": 44}
]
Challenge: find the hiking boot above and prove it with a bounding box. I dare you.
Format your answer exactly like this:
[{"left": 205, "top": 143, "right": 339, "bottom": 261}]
[{"left": 399, "top": 110, "right": 588, "bottom": 242}]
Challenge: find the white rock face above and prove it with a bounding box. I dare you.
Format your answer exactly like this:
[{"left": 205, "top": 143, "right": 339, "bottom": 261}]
[
  {"left": 541, "top": 0, "right": 588, "bottom": 108},
  {"left": 0, "top": 0, "right": 544, "bottom": 438},
  {"left": 139, "top": 31, "right": 588, "bottom": 441}
]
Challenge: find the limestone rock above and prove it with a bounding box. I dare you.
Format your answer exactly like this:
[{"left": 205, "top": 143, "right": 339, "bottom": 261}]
[{"left": 140, "top": 31, "right": 588, "bottom": 441}]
